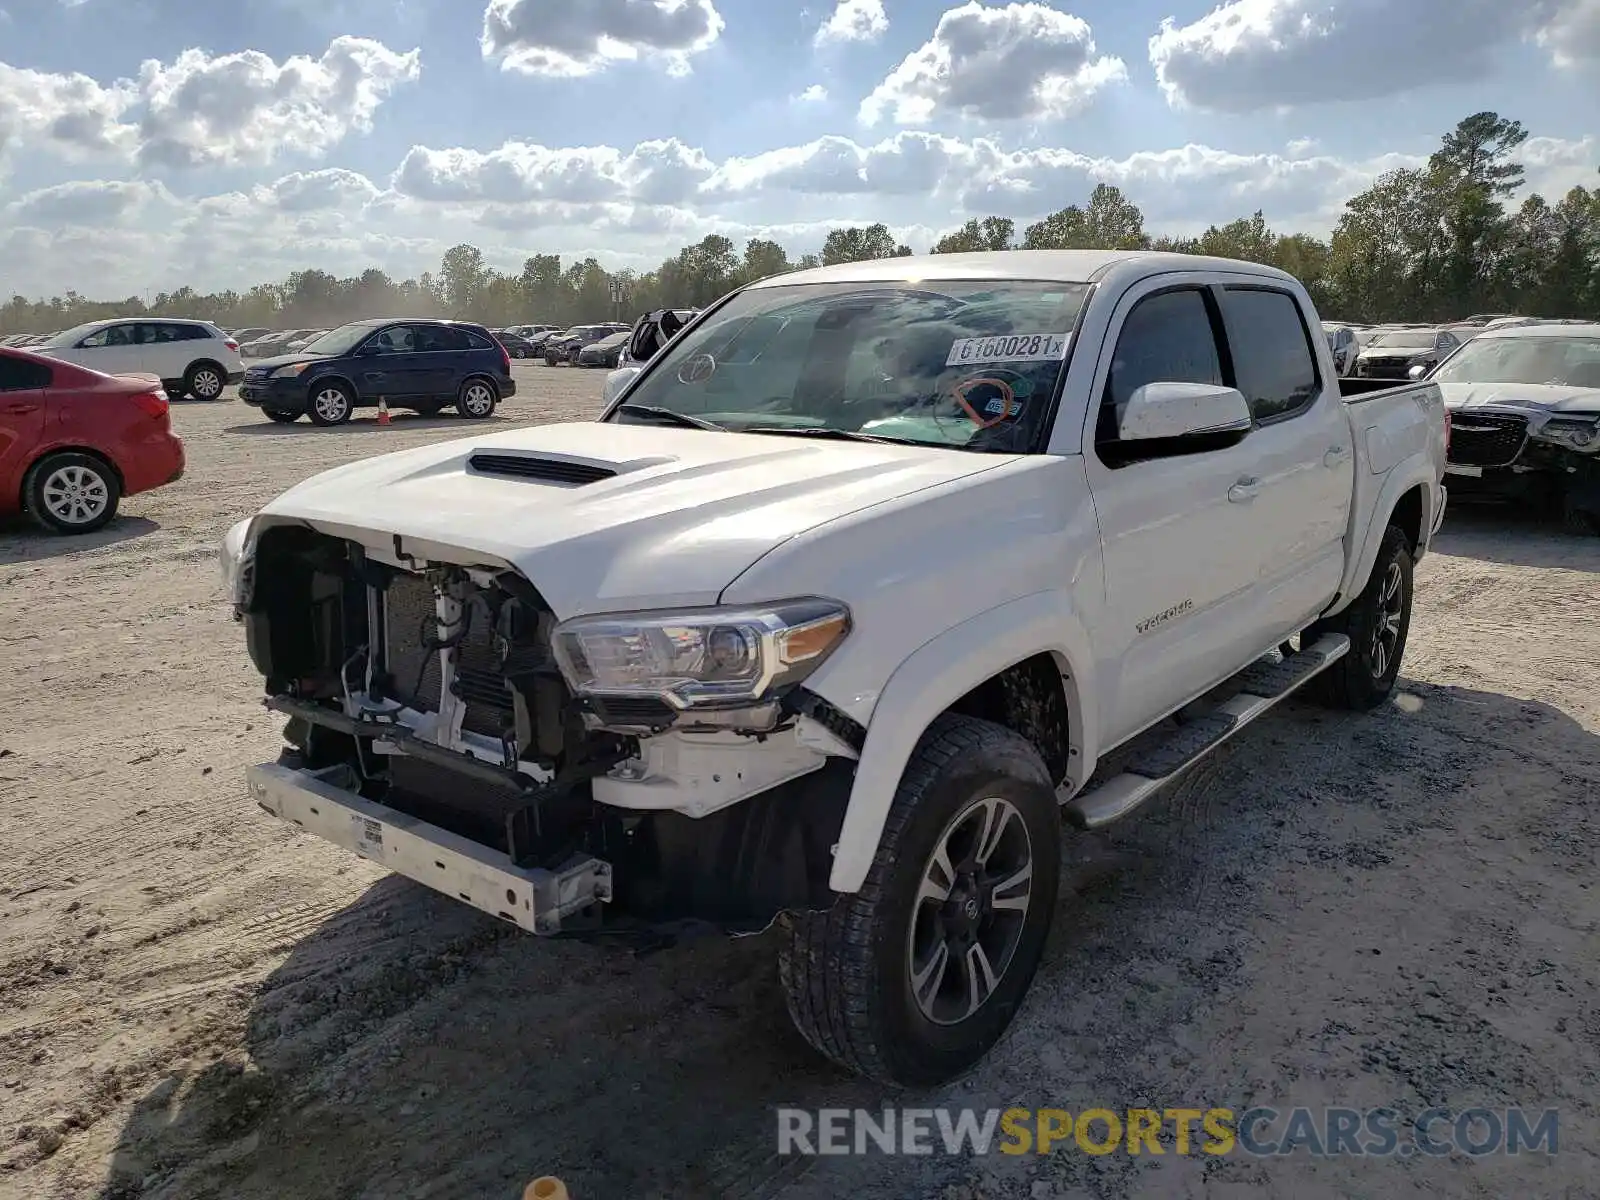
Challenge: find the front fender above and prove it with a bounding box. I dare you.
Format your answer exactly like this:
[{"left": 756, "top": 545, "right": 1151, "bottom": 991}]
[{"left": 827, "top": 590, "right": 1096, "bottom": 893}]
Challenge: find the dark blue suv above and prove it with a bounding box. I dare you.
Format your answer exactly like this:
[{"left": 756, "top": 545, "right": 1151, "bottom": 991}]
[{"left": 238, "top": 318, "right": 517, "bottom": 426}]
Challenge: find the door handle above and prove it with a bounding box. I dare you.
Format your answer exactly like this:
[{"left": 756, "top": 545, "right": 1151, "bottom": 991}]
[
  {"left": 1324, "top": 444, "right": 1351, "bottom": 467},
  {"left": 2, "top": 403, "right": 40, "bottom": 414},
  {"left": 1227, "top": 477, "right": 1261, "bottom": 503}
]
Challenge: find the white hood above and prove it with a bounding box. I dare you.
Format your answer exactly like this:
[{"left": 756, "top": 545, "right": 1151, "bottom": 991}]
[
  {"left": 1438, "top": 382, "right": 1600, "bottom": 418},
  {"left": 260, "top": 420, "right": 1007, "bottom": 616}
]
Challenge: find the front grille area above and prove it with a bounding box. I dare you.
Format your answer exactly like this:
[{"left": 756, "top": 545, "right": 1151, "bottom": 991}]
[
  {"left": 1448, "top": 412, "right": 1529, "bottom": 468},
  {"left": 382, "top": 573, "right": 515, "bottom": 737},
  {"left": 1360, "top": 356, "right": 1415, "bottom": 378}
]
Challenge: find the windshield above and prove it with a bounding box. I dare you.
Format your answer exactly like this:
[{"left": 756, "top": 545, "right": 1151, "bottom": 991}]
[
  {"left": 42, "top": 323, "right": 101, "bottom": 348},
  {"left": 606, "top": 279, "right": 1091, "bottom": 452},
  {"left": 1371, "top": 331, "right": 1432, "bottom": 349},
  {"left": 300, "top": 324, "right": 374, "bottom": 356},
  {"left": 1432, "top": 336, "right": 1600, "bottom": 387}
]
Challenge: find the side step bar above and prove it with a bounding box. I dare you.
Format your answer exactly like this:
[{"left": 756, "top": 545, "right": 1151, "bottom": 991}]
[{"left": 1063, "top": 633, "right": 1351, "bottom": 831}]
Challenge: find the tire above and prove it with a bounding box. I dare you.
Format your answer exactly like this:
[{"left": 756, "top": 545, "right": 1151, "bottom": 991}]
[
  {"left": 24, "top": 451, "right": 122, "bottom": 535},
  {"left": 184, "top": 361, "right": 226, "bottom": 401},
  {"left": 1306, "top": 524, "right": 1414, "bottom": 710},
  {"left": 456, "top": 378, "right": 498, "bottom": 420},
  {"left": 264, "top": 410, "right": 299, "bottom": 424},
  {"left": 1561, "top": 494, "right": 1600, "bottom": 536},
  {"left": 778, "top": 714, "right": 1061, "bottom": 1087},
  {"left": 307, "top": 381, "right": 354, "bottom": 426}
]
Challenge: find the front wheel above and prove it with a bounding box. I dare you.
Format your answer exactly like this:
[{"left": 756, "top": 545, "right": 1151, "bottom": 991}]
[
  {"left": 307, "top": 382, "right": 354, "bottom": 426},
  {"left": 1306, "top": 524, "right": 1414, "bottom": 710},
  {"left": 25, "top": 452, "right": 122, "bottom": 535},
  {"left": 779, "top": 714, "right": 1060, "bottom": 1086},
  {"left": 456, "top": 378, "right": 498, "bottom": 420}
]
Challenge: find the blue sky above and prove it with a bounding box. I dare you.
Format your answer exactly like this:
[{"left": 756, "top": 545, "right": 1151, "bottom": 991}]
[{"left": 1, "top": 0, "right": 1597, "bottom": 297}]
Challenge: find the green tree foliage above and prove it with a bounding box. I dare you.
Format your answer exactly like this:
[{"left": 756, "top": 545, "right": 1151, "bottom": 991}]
[{"left": 3, "top": 114, "right": 1596, "bottom": 335}]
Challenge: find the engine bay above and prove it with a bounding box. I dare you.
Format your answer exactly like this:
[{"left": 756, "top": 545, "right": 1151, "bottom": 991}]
[{"left": 239, "top": 524, "right": 849, "bottom": 934}]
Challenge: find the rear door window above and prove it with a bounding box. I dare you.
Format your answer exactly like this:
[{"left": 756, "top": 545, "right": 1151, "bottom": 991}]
[
  {"left": 0, "top": 355, "right": 52, "bottom": 390},
  {"left": 414, "top": 325, "right": 470, "bottom": 352},
  {"left": 1216, "top": 287, "right": 1321, "bottom": 422}
]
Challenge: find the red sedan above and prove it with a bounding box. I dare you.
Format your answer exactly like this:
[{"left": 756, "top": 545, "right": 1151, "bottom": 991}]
[{"left": 0, "top": 346, "right": 185, "bottom": 535}]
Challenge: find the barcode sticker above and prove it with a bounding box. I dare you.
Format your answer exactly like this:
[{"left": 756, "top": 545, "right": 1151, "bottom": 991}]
[{"left": 352, "top": 815, "right": 386, "bottom": 862}]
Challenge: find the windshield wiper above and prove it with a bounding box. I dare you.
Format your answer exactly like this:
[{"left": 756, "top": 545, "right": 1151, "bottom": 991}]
[
  {"left": 613, "top": 404, "right": 725, "bottom": 431},
  {"left": 739, "top": 426, "right": 903, "bottom": 445}
]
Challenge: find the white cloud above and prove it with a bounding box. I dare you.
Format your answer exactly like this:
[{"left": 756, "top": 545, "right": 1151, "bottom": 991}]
[
  {"left": 0, "top": 38, "right": 419, "bottom": 174},
  {"left": 814, "top": 0, "right": 888, "bottom": 45},
  {"left": 1537, "top": 0, "right": 1600, "bottom": 66},
  {"left": 257, "top": 168, "right": 383, "bottom": 212},
  {"left": 1150, "top": 0, "right": 1600, "bottom": 112},
  {"left": 391, "top": 137, "right": 717, "bottom": 205},
  {"left": 5, "top": 178, "right": 172, "bottom": 224},
  {"left": 795, "top": 83, "right": 829, "bottom": 102},
  {"left": 480, "top": 0, "right": 724, "bottom": 77},
  {"left": 0, "top": 63, "right": 138, "bottom": 162},
  {"left": 134, "top": 37, "right": 421, "bottom": 168},
  {"left": 859, "top": 2, "right": 1127, "bottom": 126}
]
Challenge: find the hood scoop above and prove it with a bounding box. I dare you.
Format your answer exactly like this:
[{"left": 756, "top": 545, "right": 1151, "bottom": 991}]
[{"left": 468, "top": 452, "right": 618, "bottom": 485}]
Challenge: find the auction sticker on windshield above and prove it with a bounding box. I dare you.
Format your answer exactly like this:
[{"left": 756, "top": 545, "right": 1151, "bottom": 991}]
[{"left": 946, "top": 333, "right": 1071, "bottom": 367}]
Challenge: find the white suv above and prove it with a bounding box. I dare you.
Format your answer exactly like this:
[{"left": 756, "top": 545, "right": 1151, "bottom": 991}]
[{"left": 35, "top": 319, "right": 244, "bottom": 399}]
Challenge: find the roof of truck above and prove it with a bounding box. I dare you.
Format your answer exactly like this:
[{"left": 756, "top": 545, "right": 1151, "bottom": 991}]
[{"left": 753, "top": 249, "right": 1298, "bottom": 290}]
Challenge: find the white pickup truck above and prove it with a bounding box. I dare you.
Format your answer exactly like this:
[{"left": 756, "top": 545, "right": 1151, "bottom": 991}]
[{"left": 222, "top": 251, "right": 1447, "bottom": 1086}]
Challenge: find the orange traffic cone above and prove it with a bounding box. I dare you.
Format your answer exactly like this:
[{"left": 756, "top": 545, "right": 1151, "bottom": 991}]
[
  {"left": 524, "top": 1180, "right": 569, "bottom": 1200},
  {"left": 377, "top": 398, "right": 391, "bottom": 426}
]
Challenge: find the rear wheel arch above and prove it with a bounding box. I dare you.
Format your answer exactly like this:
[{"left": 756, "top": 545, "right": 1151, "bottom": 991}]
[{"left": 1390, "top": 484, "right": 1425, "bottom": 556}]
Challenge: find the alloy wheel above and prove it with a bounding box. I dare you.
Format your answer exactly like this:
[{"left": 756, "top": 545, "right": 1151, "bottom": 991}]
[
  {"left": 1370, "top": 561, "right": 1405, "bottom": 678},
  {"left": 41, "top": 464, "right": 110, "bottom": 527},
  {"left": 907, "top": 795, "right": 1034, "bottom": 1026},
  {"left": 462, "top": 383, "right": 495, "bottom": 416},
  {"left": 191, "top": 369, "right": 223, "bottom": 399},
  {"left": 313, "top": 388, "right": 349, "bottom": 422}
]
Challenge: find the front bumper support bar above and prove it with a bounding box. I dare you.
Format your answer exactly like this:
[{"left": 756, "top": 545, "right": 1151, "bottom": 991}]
[{"left": 246, "top": 760, "right": 611, "bottom": 934}]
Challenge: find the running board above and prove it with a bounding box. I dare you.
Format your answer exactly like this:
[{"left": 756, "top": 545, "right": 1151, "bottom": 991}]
[{"left": 1063, "top": 633, "right": 1351, "bottom": 831}]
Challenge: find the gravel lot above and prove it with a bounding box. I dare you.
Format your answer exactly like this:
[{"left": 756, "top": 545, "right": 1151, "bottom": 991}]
[{"left": 1, "top": 362, "right": 1597, "bottom": 1200}]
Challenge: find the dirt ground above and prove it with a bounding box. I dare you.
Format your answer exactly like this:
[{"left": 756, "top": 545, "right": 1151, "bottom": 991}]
[{"left": 1, "top": 365, "right": 1597, "bottom": 1200}]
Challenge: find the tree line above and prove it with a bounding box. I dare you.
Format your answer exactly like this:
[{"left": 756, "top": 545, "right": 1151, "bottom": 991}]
[{"left": 3, "top": 112, "right": 1596, "bottom": 336}]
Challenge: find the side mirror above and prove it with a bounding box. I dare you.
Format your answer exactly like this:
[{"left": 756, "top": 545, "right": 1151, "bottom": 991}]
[
  {"left": 1407, "top": 363, "right": 1427, "bottom": 380},
  {"left": 603, "top": 366, "right": 642, "bottom": 406},
  {"left": 1118, "top": 381, "right": 1252, "bottom": 442}
]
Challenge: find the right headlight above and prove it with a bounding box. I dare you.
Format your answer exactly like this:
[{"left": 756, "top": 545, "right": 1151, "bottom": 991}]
[
  {"left": 1538, "top": 416, "right": 1600, "bottom": 452},
  {"left": 551, "top": 599, "right": 851, "bottom": 710}
]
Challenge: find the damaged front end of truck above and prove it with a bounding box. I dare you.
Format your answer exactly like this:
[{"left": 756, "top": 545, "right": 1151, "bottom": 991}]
[{"left": 224, "top": 519, "right": 861, "bottom": 941}]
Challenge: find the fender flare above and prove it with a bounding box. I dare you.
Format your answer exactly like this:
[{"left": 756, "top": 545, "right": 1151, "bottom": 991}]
[
  {"left": 1329, "top": 461, "right": 1438, "bottom": 618},
  {"left": 827, "top": 590, "right": 1096, "bottom": 893}
]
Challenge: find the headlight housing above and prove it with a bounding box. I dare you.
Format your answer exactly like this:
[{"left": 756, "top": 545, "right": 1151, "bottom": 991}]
[
  {"left": 551, "top": 599, "right": 850, "bottom": 710},
  {"left": 220, "top": 517, "right": 256, "bottom": 606},
  {"left": 1538, "top": 417, "right": 1600, "bottom": 451},
  {"left": 270, "top": 362, "right": 311, "bottom": 378}
]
